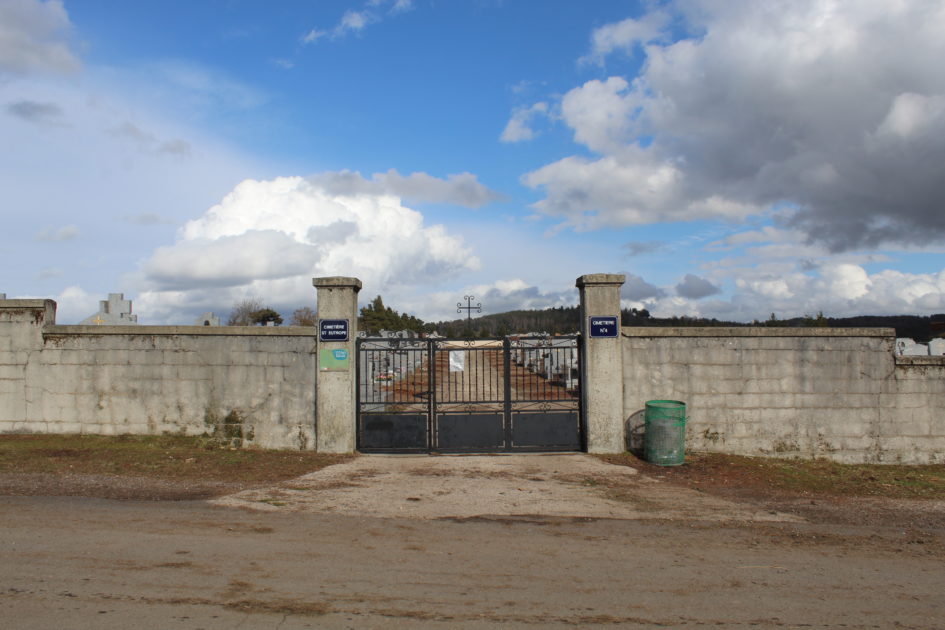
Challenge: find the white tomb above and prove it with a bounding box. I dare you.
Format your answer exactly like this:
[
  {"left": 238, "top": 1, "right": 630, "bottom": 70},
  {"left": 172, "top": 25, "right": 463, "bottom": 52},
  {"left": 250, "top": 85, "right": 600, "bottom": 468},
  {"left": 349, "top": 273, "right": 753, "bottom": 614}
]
[{"left": 80, "top": 293, "right": 138, "bottom": 325}]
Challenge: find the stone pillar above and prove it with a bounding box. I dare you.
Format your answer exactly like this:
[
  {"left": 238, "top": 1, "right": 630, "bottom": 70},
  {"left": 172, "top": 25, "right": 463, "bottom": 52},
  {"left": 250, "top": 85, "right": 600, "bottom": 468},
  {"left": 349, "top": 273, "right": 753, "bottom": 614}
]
[
  {"left": 576, "top": 274, "right": 625, "bottom": 453},
  {"left": 313, "top": 277, "right": 362, "bottom": 453}
]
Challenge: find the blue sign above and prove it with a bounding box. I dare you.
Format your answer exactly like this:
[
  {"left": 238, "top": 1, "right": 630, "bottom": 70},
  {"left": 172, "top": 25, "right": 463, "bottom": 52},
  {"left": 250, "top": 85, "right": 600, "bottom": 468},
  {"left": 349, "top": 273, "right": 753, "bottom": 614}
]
[
  {"left": 589, "top": 316, "right": 618, "bottom": 338},
  {"left": 319, "top": 319, "right": 349, "bottom": 342}
]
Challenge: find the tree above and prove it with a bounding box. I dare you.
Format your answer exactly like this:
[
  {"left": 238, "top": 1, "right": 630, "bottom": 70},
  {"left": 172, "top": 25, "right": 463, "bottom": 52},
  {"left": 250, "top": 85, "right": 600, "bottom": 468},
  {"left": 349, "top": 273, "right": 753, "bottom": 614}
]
[
  {"left": 290, "top": 306, "right": 316, "bottom": 326},
  {"left": 227, "top": 297, "right": 264, "bottom": 326},
  {"left": 803, "top": 311, "right": 829, "bottom": 327},
  {"left": 358, "top": 295, "right": 426, "bottom": 335},
  {"left": 250, "top": 308, "right": 283, "bottom": 326}
]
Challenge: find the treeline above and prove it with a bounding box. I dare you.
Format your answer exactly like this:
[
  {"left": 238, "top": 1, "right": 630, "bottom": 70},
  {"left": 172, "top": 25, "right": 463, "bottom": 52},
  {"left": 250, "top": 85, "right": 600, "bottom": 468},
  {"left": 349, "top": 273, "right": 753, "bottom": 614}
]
[
  {"left": 429, "top": 307, "right": 945, "bottom": 341},
  {"left": 232, "top": 295, "right": 945, "bottom": 341}
]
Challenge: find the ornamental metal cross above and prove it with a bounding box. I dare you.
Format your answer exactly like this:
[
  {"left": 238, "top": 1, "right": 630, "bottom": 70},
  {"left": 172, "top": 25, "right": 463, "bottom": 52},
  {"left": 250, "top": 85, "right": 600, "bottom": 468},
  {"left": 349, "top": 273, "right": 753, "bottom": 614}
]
[{"left": 457, "top": 295, "right": 481, "bottom": 323}]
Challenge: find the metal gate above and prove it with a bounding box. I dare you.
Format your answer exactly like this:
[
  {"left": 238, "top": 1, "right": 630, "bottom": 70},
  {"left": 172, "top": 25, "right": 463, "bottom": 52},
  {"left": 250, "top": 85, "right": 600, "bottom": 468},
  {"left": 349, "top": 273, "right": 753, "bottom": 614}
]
[{"left": 356, "top": 335, "right": 582, "bottom": 453}]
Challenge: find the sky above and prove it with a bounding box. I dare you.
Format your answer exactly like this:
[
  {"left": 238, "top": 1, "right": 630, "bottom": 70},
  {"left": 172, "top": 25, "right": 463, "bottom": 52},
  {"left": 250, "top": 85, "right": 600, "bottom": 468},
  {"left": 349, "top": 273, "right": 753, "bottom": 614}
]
[{"left": 2, "top": 0, "right": 945, "bottom": 325}]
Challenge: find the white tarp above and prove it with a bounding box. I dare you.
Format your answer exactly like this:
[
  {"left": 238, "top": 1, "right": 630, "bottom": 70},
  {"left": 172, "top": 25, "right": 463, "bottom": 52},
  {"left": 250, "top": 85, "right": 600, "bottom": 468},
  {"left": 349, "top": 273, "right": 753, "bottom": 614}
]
[{"left": 449, "top": 350, "right": 465, "bottom": 372}]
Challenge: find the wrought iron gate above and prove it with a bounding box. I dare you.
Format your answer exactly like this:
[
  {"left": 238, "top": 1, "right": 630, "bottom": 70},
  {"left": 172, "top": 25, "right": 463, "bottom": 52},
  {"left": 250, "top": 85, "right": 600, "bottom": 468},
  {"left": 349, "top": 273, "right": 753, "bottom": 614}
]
[{"left": 356, "top": 335, "right": 582, "bottom": 453}]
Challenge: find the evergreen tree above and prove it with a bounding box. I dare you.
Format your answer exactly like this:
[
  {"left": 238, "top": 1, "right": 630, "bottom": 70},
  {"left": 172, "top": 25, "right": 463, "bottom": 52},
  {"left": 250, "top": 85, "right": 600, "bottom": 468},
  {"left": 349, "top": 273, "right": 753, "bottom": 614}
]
[
  {"left": 358, "top": 295, "right": 427, "bottom": 335},
  {"left": 249, "top": 308, "right": 283, "bottom": 326}
]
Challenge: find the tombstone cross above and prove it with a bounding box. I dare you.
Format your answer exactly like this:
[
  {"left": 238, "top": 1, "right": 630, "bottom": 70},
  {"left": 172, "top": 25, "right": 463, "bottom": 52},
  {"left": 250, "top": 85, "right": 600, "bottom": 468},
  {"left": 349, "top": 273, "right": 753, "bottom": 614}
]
[{"left": 457, "top": 295, "right": 482, "bottom": 323}]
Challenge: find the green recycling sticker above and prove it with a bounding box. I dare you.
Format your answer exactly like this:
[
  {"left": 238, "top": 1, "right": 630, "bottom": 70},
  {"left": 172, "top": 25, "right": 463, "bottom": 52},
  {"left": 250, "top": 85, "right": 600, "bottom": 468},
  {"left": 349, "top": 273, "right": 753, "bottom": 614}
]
[{"left": 320, "top": 347, "right": 350, "bottom": 371}]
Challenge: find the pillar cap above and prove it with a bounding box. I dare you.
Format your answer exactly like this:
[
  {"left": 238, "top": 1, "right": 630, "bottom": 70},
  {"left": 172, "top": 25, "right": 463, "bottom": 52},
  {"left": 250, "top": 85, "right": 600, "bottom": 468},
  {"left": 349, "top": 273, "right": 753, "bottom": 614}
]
[
  {"left": 313, "top": 277, "right": 362, "bottom": 291},
  {"left": 576, "top": 273, "right": 625, "bottom": 288},
  {"left": 0, "top": 299, "right": 56, "bottom": 308}
]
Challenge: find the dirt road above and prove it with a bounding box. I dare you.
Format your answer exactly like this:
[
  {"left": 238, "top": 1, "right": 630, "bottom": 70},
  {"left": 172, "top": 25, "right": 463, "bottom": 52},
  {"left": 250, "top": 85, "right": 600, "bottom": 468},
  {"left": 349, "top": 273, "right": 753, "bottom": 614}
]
[{"left": 3, "top": 454, "right": 944, "bottom": 629}]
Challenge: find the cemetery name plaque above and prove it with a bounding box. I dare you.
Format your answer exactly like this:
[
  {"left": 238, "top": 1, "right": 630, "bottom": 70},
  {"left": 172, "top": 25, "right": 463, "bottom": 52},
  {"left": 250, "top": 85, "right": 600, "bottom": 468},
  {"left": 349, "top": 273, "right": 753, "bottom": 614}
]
[
  {"left": 319, "top": 319, "right": 349, "bottom": 342},
  {"left": 589, "top": 316, "right": 618, "bottom": 338}
]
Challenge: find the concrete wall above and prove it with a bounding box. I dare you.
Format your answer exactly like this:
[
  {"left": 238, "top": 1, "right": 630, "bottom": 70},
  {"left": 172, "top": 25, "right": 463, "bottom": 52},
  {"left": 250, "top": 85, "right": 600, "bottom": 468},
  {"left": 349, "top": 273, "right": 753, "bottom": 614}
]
[
  {"left": 623, "top": 328, "right": 945, "bottom": 464},
  {"left": 1, "top": 300, "right": 317, "bottom": 449},
  {"left": 5, "top": 294, "right": 945, "bottom": 461}
]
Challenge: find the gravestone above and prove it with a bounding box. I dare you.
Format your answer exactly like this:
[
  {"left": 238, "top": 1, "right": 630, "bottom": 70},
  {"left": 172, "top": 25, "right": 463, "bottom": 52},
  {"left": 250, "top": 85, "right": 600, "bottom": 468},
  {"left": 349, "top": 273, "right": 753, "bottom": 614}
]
[
  {"left": 902, "top": 343, "right": 929, "bottom": 356},
  {"left": 80, "top": 293, "right": 138, "bottom": 325},
  {"left": 929, "top": 338, "right": 945, "bottom": 356}
]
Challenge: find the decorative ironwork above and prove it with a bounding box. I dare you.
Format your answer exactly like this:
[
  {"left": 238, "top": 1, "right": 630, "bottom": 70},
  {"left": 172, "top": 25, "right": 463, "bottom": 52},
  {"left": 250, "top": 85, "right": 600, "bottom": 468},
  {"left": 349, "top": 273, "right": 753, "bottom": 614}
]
[{"left": 457, "top": 295, "right": 482, "bottom": 323}]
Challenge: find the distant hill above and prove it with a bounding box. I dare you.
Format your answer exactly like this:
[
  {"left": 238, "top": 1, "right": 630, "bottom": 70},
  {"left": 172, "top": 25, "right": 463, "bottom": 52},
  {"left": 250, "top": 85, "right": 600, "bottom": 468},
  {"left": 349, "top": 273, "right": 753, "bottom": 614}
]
[{"left": 430, "top": 307, "right": 945, "bottom": 342}]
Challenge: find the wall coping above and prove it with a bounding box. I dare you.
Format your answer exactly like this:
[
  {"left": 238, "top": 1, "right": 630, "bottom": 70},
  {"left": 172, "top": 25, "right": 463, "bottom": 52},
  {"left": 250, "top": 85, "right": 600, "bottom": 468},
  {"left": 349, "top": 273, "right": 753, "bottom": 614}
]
[
  {"left": 576, "top": 273, "right": 625, "bottom": 288},
  {"left": 621, "top": 326, "right": 895, "bottom": 338},
  {"left": 43, "top": 325, "right": 318, "bottom": 337},
  {"left": 896, "top": 355, "right": 945, "bottom": 366},
  {"left": 313, "top": 276, "right": 362, "bottom": 290}
]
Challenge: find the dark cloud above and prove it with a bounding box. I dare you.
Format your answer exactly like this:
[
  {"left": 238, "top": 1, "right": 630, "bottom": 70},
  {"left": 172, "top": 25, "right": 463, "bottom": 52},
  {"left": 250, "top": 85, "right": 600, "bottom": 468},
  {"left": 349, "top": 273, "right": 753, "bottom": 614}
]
[
  {"left": 0, "top": 0, "right": 80, "bottom": 76},
  {"left": 524, "top": 3, "right": 945, "bottom": 250},
  {"left": 675, "top": 274, "right": 721, "bottom": 299},
  {"left": 36, "top": 224, "right": 78, "bottom": 242},
  {"left": 307, "top": 169, "right": 503, "bottom": 208},
  {"left": 6, "top": 100, "right": 63, "bottom": 124},
  {"left": 621, "top": 273, "right": 664, "bottom": 301},
  {"left": 121, "top": 213, "right": 170, "bottom": 226},
  {"left": 623, "top": 240, "right": 665, "bottom": 257}
]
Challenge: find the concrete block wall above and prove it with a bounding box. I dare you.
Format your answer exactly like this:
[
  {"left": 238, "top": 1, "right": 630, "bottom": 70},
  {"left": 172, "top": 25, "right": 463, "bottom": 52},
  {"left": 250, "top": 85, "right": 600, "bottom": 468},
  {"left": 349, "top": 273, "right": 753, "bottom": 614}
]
[
  {"left": 623, "top": 328, "right": 945, "bottom": 464},
  {"left": 1, "top": 300, "right": 318, "bottom": 450}
]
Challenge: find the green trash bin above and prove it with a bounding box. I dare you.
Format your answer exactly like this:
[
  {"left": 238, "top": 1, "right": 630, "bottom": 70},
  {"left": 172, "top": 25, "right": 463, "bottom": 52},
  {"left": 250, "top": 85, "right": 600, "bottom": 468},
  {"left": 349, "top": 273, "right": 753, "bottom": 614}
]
[{"left": 644, "top": 400, "right": 686, "bottom": 466}]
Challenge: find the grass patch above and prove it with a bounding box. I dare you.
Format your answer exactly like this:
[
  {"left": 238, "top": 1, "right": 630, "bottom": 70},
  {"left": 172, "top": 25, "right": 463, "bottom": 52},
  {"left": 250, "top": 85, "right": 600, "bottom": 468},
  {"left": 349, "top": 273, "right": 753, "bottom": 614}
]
[
  {"left": 599, "top": 452, "right": 945, "bottom": 500},
  {"left": 0, "top": 434, "right": 351, "bottom": 484}
]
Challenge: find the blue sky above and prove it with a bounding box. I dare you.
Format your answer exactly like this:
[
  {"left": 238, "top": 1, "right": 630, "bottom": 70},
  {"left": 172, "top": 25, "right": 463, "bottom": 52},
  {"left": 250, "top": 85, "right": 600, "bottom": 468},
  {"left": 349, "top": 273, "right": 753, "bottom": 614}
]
[{"left": 2, "top": 0, "right": 945, "bottom": 325}]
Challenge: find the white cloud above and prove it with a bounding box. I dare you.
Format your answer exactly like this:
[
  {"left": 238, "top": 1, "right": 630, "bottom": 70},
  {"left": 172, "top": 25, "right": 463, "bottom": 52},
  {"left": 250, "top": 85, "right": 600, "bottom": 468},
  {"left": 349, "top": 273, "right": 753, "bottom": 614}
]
[
  {"left": 581, "top": 11, "right": 671, "bottom": 64},
  {"left": 300, "top": 29, "right": 327, "bottom": 45},
  {"left": 816, "top": 263, "right": 872, "bottom": 301},
  {"left": 560, "top": 77, "right": 636, "bottom": 154},
  {"left": 301, "top": 0, "right": 415, "bottom": 46},
  {"left": 874, "top": 92, "right": 945, "bottom": 140},
  {"left": 523, "top": 149, "right": 761, "bottom": 230},
  {"left": 52, "top": 285, "right": 99, "bottom": 324},
  {"left": 0, "top": 0, "right": 79, "bottom": 76},
  {"left": 390, "top": 0, "right": 414, "bottom": 15},
  {"left": 135, "top": 176, "right": 481, "bottom": 322},
  {"left": 144, "top": 230, "right": 321, "bottom": 290},
  {"left": 500, "top": 102, "right": 548, "bottom": 143},
  {"left": 142, "top": 60, "right": 267, "bottom": 112},
  {"left": 337, "top": 10, "right": 373, "bottom": 35},
  {"left": 524, "top": 1, "right": 945, "bottom": 249}
]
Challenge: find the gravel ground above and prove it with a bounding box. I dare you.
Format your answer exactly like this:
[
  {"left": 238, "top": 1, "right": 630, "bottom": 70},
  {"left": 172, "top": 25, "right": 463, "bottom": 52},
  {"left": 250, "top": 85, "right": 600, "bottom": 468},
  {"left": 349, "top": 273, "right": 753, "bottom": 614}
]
[{"left": 211, "top": 453, "right": 803, "bottom": 522}]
